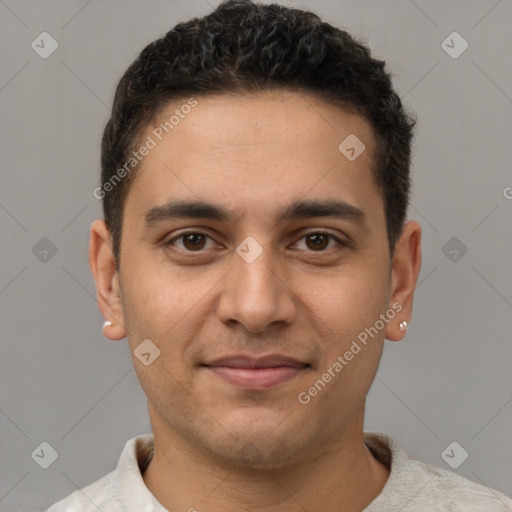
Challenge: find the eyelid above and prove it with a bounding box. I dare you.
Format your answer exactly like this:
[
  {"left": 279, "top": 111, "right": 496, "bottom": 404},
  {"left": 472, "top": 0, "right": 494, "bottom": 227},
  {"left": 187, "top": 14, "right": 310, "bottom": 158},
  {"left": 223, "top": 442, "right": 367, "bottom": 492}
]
[
  {"left": 291, "top": 230, "right": 346, "bottom": 250},
  {"left": 165, "top": 228, "right": 347, "bottom": 253},
  {"left": 165, "top": 229, "right": 216, "bottom": 247}
]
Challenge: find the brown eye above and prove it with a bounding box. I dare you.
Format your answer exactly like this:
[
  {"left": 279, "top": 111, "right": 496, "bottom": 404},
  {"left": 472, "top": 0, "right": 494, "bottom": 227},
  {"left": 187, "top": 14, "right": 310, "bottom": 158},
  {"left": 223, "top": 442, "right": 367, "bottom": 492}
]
[
  {"left": 305, "top": 233, "right": 329, "bottom": 251},
  {"left": 167, "top": 231, "right": 214, "bottom": 252},
  {"left": 295, "top": 231, "right": 344, "bottom": 252},
  {"left": 182, "top": 233, "right": 206, "bottom": 250}
]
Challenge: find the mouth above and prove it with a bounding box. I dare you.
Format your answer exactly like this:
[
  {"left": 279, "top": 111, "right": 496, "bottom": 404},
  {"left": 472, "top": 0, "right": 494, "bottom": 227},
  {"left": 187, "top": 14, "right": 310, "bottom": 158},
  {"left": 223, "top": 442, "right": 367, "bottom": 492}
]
[{"left": 201, "top": 354, "right": 310, "bottom": 390}]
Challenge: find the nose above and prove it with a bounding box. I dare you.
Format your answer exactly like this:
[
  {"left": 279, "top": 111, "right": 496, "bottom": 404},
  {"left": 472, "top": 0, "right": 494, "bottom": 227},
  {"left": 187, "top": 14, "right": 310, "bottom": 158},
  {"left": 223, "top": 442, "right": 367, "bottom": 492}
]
[{"left": 216, "top": 240, "right": 297, "bottom": 333}]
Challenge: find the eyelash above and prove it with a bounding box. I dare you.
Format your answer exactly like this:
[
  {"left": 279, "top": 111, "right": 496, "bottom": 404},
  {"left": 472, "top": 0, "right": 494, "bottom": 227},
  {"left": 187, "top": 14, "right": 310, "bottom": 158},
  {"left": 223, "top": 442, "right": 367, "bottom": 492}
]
[{"left": 165, "top": 230, "right": 346, "bottom": 254}]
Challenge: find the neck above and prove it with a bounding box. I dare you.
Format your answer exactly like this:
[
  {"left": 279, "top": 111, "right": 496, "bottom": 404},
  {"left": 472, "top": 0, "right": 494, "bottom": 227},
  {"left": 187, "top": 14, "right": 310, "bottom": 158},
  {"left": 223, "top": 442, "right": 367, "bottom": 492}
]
[{"left": 142, "top": 420, "right": 389, "bottom": 512}]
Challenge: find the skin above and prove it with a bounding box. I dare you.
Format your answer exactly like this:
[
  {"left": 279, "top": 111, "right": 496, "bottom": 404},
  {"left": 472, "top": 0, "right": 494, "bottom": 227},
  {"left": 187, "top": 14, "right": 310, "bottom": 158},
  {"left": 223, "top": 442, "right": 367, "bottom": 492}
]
[{"left": 90, "top": 91, "right": 421, "bottom": 511}]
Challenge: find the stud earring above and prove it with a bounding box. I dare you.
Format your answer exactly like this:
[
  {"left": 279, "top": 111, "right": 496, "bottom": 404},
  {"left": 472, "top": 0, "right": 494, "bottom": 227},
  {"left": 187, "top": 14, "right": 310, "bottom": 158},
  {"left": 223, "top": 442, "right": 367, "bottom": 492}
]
[{"left": 399, "top": 321, "right": 408, "bottom": 331}]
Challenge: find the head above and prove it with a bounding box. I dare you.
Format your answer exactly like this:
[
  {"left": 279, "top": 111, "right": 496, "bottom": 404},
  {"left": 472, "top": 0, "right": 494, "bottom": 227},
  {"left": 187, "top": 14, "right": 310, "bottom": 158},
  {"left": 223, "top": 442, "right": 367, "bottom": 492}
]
[
  {"left": 90, "top": 0, "right": 421, "bottom": 470},
  {"left": 99, "top": 0, "right": 416, "bottom": 266}
]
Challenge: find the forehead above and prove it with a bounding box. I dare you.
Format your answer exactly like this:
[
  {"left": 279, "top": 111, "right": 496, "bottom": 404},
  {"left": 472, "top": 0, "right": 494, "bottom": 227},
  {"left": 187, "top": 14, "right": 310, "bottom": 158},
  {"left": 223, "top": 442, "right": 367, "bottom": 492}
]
[
  {"left": 125, "top": 91, "right": 383, "bottom": 226},
  {"left": 148, "top": 91, "right": 375, "bottom": 160}
]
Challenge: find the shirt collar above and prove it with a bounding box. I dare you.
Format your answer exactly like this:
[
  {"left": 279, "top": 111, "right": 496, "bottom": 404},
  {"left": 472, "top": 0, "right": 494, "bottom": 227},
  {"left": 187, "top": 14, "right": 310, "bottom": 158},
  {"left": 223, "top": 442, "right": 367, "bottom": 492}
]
[
  {"left": 112, "top": 431, "right": 402, "bottom": 511},
  {"left": 113, "top": 434, "right": 167, "bottom": 511}
]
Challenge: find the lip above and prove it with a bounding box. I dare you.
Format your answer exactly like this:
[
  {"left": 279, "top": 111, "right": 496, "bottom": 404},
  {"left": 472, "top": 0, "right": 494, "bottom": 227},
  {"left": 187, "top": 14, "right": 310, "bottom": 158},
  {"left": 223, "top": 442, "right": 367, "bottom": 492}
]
[
  {"left": 202, "top": 354, "right": 309, "bottom": 390},
  {"left": 204, "top": 354, "right": 308, "bottom": 369}
]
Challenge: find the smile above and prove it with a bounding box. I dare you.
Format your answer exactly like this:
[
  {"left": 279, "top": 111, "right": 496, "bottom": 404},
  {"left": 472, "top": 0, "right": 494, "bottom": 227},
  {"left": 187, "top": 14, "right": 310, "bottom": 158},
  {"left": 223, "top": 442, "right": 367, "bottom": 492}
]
[{"left": 202, "top": 365, "right": 308, "bottom": 390}]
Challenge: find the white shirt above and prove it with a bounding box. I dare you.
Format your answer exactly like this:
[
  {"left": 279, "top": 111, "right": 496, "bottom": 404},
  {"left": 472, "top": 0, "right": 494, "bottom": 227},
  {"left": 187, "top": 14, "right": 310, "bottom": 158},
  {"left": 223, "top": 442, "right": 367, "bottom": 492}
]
[{"left": 46, "top": 432, "right": 512, "bottom": 511}]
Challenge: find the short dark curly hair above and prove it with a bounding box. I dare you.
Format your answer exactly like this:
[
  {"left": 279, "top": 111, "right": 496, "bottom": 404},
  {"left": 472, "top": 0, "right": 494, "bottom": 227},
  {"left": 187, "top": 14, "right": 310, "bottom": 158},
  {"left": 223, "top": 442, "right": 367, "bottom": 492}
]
[{"left": 99, "top": 0, "right": 416, "bottom": 266}]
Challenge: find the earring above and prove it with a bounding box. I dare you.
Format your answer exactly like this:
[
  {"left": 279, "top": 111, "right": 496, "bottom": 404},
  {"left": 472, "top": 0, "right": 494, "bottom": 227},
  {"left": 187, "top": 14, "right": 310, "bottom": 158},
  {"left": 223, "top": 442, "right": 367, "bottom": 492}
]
[{"left": 399, "top": 321, "right": 408, "bottom": 331}]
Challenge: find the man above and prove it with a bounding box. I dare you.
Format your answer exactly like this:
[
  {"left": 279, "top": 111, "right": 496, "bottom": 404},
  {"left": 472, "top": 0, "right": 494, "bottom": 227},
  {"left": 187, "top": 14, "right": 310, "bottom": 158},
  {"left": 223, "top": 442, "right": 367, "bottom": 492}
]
[{"left": 47, "top": 1, "right": 512, "bottom": 510}]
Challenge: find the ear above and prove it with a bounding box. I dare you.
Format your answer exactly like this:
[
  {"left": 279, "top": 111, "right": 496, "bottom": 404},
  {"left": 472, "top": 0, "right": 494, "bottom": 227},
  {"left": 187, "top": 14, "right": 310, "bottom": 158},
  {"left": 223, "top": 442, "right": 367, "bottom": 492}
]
[
  {"left": 385, "top": 220, "right": 422, "bottom": 341},
  {"left": 89, "top": 219, "right": 127, "bottom": 340}
]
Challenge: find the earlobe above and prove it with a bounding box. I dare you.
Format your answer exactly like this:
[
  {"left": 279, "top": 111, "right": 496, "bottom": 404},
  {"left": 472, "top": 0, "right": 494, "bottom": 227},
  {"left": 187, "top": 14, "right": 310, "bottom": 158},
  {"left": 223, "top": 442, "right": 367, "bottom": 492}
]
[
  {"left": 89, "top": 219, "right": 127, "bottom": 341},
  {"left": 102, "top": 319, "right": 125, "bottom": 340},
  {"left": 385, "top": 220, "right": 422, "bottom": 342}
]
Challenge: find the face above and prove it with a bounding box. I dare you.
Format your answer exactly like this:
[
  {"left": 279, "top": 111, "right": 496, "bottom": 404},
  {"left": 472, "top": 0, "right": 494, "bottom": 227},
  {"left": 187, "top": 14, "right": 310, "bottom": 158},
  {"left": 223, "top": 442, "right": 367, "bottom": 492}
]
[{"left": 96, "top": 91, "right": 416, "bottom": 470}]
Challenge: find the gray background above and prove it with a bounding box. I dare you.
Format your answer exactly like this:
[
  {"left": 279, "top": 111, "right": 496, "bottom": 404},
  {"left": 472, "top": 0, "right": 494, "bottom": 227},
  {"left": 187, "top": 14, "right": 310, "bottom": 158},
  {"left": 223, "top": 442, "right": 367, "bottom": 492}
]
[{"left": 1, "top": 0, "right": 511, "bottom": 510}]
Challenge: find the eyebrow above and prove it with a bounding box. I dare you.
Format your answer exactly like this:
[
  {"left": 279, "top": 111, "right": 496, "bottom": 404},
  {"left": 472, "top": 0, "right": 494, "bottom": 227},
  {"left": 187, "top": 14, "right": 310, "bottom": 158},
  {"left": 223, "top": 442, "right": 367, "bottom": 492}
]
[{"left": 144, "top": 198, "right": 367, "bottom": 227}]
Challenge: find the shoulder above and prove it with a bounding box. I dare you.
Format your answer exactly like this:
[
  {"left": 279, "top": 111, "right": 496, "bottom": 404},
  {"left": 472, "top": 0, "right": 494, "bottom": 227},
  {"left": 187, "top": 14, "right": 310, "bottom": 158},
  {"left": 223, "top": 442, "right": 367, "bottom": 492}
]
[
  {"left": 406, "top": 457, "right": 512, "bottom": 511},
  {"left": 364, "top": 432, "right": 512, "bottom": 511},
  {"left": 45, "top": 470, "right": 118, "bottom": 512},
  {"left": 45, "top": 435, "right": 153, "bottom": 512}
]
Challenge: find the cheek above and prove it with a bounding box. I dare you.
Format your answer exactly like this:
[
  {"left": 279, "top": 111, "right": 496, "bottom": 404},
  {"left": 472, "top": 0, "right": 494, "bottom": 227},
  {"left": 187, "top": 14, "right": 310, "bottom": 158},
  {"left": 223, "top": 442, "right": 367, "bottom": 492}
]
[
  {"left": 300, "top": 265, "right": 388, "bottom": 338},
  {"left": 122, "top": 277, "right": 196, "bottom": 397},
  {"left": 119, "top": 261, "right": 181, "bottom": 352},
  {"left": 121, "top": 250, "right": 185, "bottom": 316},
  {"left": 120, "top": 259, "right": 215, "bottom": 370}
]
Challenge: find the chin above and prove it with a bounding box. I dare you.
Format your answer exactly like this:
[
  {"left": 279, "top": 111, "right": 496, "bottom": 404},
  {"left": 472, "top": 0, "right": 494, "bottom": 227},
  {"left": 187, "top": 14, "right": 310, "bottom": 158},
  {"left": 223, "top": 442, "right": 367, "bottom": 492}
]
[{"left": 204, "top": 422, "right": 315, "bottom": 471}]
